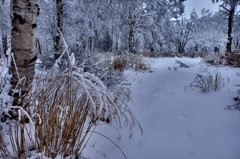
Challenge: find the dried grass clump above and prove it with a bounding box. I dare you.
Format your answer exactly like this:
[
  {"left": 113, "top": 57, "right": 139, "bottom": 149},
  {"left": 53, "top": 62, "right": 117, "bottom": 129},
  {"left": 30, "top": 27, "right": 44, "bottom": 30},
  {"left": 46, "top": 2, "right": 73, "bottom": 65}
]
[
  {"left": 113, "top": 55, "right": 128, "bottom": 72},
  {"left": 133, "top": 55, "right": 150, "bottom": 71},
  {"left": 185, "top": 71, "right": 228, "bottom": 92},
  {"left": 0, "top": 66, "right": 141, "bottom": 158},
  {"left": 225, "top": 51, "right": 240, "bottom": 67},
  {"left": 0, "top": 32, "right": 141, "bottom": 158},
  {"left": 113, "top": 53, "right": 150, "bottom": 72}
]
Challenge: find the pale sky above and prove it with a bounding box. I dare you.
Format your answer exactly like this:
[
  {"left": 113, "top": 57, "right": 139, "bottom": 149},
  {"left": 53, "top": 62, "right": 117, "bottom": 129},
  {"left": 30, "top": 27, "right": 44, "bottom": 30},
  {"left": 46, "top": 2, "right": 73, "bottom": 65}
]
[{"left": 184, "top": 0, "right": 220, "bottom": 17}]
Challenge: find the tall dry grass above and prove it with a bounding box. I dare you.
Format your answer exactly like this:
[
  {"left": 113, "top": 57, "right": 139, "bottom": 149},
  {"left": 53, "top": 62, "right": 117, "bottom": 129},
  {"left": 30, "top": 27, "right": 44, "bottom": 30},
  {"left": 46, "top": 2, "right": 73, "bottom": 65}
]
[
  {"left": 0, "top": 32, "right": 141, "bottom": 158},
  {"left": 112, "top": 53, "right": 150, "bottom": 72},
  {"left": 0, "top": 65, "right": 141, "bottom": 158}
]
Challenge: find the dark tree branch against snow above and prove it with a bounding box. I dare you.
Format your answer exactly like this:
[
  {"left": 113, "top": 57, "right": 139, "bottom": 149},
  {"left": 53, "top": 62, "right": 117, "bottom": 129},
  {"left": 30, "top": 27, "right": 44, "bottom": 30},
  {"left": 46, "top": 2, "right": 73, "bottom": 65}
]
[{"left": 212, "top": 0, "right": 240, "bottom": 53}]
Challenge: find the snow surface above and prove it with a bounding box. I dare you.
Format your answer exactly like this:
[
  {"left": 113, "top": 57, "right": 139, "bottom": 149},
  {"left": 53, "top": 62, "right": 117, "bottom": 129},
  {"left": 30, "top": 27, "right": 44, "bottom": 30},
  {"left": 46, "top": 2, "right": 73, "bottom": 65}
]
[{"left": 84, "top": 57, "right": 240, "bottom": 159}]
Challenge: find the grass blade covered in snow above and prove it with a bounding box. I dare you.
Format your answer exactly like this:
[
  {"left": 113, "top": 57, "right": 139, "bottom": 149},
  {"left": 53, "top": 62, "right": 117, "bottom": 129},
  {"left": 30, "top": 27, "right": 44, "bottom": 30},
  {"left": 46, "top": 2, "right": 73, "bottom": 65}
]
[
  {"left": 0, "top": 32, "right": 141, "bottom": 158},
  {"left": 185, "top": 71, "right": 228, "bottom": 92},
  {"left": 0, "top": 64, "right": 141, "bottom": 158}
]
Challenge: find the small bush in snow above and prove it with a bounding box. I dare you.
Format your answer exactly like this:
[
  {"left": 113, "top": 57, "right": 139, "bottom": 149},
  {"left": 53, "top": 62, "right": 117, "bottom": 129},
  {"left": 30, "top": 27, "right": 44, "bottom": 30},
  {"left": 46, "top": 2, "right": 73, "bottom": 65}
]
[
  {"left": 113, "top": 54, "right": 129, "bottom": 72},
  {"left": 225, "top": 51, "right": 240, "bottom": 67},
  {"left": 133, "top": 55, "right": 150, "bottom": 71},
  {"left": 225, "top": 72, "right": 240, "bottom": 110},
  {"left": 202, "top": 54, "right": 225, "bottom": 65},
  {"left": 186, "top": 71, "right": 228, "bottom": 92},
  {"left": 113, "top": 53, "right": 150, "bottom": 72},
  {"left": 80, "top": 53, "right": 124, "bottom": 87}
]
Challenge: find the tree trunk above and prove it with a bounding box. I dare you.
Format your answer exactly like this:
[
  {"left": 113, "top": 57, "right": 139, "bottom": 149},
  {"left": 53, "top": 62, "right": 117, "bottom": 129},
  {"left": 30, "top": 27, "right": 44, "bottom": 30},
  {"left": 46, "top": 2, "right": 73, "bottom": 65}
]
[
  {"left": 226, "top": 8, "right": 234, "bottom": 53},
  {"left": 178, "top": 42, "right": 185, "bottom": 54},
  {"left": 128, "top": 14, "right": 135, "bottom": 54},
  {"left": 88, "top": 37, "right": 93, "bottom": 52},
  {"left": 54, "top": 0, "right": 63, "bottom": 59},
  {"left": 11, "top": 0, "right": 39, "bottom": 104}
]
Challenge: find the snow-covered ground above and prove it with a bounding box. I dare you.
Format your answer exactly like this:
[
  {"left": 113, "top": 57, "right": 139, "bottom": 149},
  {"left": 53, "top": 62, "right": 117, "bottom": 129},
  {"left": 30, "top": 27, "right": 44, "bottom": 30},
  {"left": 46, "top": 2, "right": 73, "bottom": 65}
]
[{"left": 84, "top": 57, "right": 240, "bottom": 159}]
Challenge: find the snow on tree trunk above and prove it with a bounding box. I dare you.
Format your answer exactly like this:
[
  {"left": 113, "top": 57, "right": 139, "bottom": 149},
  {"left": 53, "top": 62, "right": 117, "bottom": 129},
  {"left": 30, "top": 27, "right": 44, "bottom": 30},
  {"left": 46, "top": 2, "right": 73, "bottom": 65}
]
[{"left": 11, "top": 0, "right": 39, "bottom": 104}]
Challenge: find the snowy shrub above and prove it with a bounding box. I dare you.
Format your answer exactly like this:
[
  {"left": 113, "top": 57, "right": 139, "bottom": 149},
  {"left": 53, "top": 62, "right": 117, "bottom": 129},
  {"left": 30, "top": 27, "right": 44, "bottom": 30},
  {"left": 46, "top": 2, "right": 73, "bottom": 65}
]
[
  {"left": 38, "top": 51, "right": 125, "bottom": 88},
  {"left": 204, "top": 51, "right": 240, "bottom": 67},
  {"left": 113, "top": 53, "right": 150, "bottom": 72},
  {"left": 186, "top": 71, "right": 228, "bottom": 92},
  {"left": 0, "top": 35, "right": 141, "bottom": 158},
  {"left": 81, "top": 53, "right": 124, "bottom": 87},
  {"left": 113, "top": 54, "right": 129, "bottom": 72},
  {"left": 133, "top": 55, "right": 150, "bottom": 71},
  {"left": 225, "top": 72, "right": 240, "bottom": 110},
  {"left": 202, "top": 54, "right": 225, "bottom": 65},
  {"left": 225, "top": 51, "right": 240, "bottom": 67}
]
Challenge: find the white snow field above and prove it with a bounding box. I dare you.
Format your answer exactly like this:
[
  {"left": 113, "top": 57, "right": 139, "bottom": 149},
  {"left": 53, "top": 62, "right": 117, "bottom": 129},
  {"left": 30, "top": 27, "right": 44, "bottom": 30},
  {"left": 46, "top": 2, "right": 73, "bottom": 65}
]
[{"left": 84, "top": 57, "right": 240, "bottom": 159}]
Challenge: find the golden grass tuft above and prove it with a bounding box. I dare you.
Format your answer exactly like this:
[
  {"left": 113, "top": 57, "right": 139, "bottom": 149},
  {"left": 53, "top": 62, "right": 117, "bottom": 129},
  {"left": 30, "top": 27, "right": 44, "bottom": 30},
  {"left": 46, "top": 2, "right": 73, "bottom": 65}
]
[
  {"left": 112, "top": 53, "right": 150, "bottom": 72},
  {"left": 0, "top": 66, "right": 141, "bottom": 158}
]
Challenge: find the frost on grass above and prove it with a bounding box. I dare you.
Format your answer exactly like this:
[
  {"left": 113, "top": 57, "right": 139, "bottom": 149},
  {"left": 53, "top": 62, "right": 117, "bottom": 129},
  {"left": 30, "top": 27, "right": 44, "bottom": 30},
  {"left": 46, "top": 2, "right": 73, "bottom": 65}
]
[
  {"left": 0, "top": 36, "right": 141, "bottom": 158},
  {"left": 185, "top": 71, "right": 228, "bottom": 92},
  {"left": 0, "top": 64, "right": 141, "bottom": 158}
]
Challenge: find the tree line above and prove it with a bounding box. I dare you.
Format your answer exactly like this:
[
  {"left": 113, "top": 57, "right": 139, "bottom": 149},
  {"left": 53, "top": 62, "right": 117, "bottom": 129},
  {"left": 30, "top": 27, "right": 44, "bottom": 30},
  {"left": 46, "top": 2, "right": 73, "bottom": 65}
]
[{"left": 0, "top": 0, "right": 239, "bottom": 102}]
